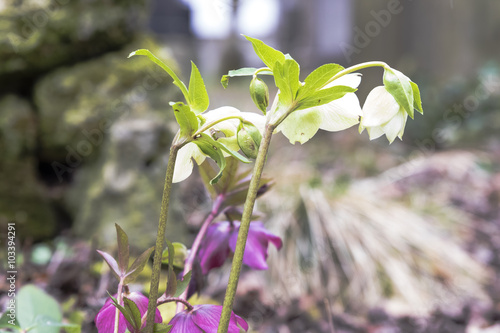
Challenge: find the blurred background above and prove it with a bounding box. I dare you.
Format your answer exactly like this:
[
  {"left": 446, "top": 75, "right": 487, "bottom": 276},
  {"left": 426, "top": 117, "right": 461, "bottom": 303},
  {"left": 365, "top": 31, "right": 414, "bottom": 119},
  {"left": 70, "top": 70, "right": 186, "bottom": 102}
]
[{"left": 1, "top": 0, "right": 500, "bottom": 332}]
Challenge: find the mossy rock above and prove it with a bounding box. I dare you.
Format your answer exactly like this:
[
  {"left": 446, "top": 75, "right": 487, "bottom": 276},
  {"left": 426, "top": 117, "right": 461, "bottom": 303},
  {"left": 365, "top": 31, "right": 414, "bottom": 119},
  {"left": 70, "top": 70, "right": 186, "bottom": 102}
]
[
  {"left": 35, "top": 38, "right": 181, "bottom": 166},
  {"left": 0, "top": 0, "right": 148, "bottom": 92},
  {"left": 68, "top": 117, "right": 190, "bottom": 249},
  {"left": 0, "top": 95, "right": 56, "bottom": 239}
]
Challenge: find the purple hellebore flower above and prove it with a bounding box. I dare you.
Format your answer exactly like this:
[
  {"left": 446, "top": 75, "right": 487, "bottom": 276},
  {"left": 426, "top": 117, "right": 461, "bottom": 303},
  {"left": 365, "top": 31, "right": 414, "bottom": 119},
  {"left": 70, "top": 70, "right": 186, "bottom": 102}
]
[
  {"left": 95, "top": 291, "right": 162, "bottom": 333},
  {"left": 168, "top": 304, "right": 248, "bottom": 332},
  {"left": 198, "top": 221, "right": 282, "bottom": 274}
]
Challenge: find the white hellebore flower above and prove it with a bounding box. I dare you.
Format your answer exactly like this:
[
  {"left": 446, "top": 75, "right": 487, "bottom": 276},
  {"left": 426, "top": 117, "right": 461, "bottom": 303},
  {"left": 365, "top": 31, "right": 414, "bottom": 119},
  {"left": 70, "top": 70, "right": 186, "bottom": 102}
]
[
  {"left": 359, "top": 86, "right": 408, "bottom": 143},
  {"left": 275, "top": 73, "right": 362, "bottom": 144},
  {"left": 172, "top": 106, "right": 266, "bottom": 183}
]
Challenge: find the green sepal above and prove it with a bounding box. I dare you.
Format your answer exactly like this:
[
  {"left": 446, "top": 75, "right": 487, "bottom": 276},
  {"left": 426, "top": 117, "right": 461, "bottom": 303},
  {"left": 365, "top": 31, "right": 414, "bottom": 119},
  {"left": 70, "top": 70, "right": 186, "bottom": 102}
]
[
  {"left": 174, "top": 271, "right": 192, "bottom": 297},
  {"left": 194, "top": 134, "right": 227, "bottom": 185},
  {"left": 299, "top": 63, "right": 344, "bottom": 98},
  {"left": 115, "top": 224, "right": 129, "bottom": 275},
  {"left": 128, "top": 49, "right": 189, "bottom": 103},
  {"left": 194, "top": 133, "right": 249, "bottom": 184},
  {"left": 410, "top": 81, "right": 423, "bottom": 114},
  {"left": 170, "top": 102, "right": 199, "bottom": 139},
  {"left": 161, "top": 242, "right": 188, "bottom": 269},
  {"left": 164, "top": 240, "right": 177, "bottom": 297},
  {"left": 295, "top": 85, "right": 357, "bottom": 111},
  {"left": 123, "top": 297, "right": 142, "bottom": 331},
  {"left": 383, "top": 67, "right": 414, "bottom": 118},
  {"left": 199, "top": 156, "right": 239, "bottom": 199},
  {"left": 221, "top": 67, "right": 272, "bottom": 88},
  {"left": 244, "top": 35, "right": 286, "bottom": 71},
  {"left": 123, "top": 246, "right": 154, "bottom": 284},
  {"left": 188, "top": 61, "right": 209, "bottom": 114}
]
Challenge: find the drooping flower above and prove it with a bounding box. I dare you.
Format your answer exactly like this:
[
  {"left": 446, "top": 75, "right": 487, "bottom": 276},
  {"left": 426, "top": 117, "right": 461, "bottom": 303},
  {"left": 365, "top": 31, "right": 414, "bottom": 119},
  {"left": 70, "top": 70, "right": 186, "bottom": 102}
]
[
  {"left": 173, "top": 106, "right": 266, "bottom": 183},
  {"left": 198, "top": 221, "right": 282, "bottom": 274},
  {"left": 359, "top": 86, "right": 408, "bottom": 143},
  {"left": 275, "top": 74, "right": 363, "bottom": 144},
  {"left": 168, "top": 304, "right": 248, "bottom": 333},
  {"left": 95, "top": 291, "right": 162, "bottom": 333}
]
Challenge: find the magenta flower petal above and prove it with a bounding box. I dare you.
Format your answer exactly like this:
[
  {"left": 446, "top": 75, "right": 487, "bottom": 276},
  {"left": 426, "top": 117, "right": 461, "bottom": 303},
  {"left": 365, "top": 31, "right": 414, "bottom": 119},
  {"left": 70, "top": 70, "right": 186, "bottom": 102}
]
[
  {"left": 95, "top": 292, "right": 162, "bottom": 333},
  {"left": 198, "top": 222, "right": 232, "bottom": 273},
  {"left": 229, "top": 221, "right": 282, "bottom": 270},
  {"left": 95, "top": 297, "right": 127, "bottom": 333},
  {"left": 168, "top": 305, "right": 248, "bottom": 333},
  {"left": 168, "top": 311, "right": 202, "bottom": 332}
]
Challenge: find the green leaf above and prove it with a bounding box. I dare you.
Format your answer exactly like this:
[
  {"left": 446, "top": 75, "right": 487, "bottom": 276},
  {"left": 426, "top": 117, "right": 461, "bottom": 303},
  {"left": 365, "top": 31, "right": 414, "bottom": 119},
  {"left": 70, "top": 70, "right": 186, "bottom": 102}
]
[
  {"left": 383, "top": 67, "right": 414, "bottom": 118},
  {"left": 154, "top": 323, "right": 172, "bottom": 333},
  {"left": 124, "top": 246, "right": 154, "bottom": 284},
  {"left": 123, "top": 297, "right": 142, "bottom": 331},
  {"left": 108, "top": 294, "right": 135, "bottom": 329},
  {"left": 188, "top": 62, "right": 209, "bottom": 114},
  {"left": 32, "top": 316, "right": 81, "bottom": 333},
  {"left": 284, "top": 59, "right": 300, "bottom": 100},
  {"left": 165, "top": 240, "right": 177, "bottom": 297},
  {"left": 174, "top": 271, "right": 192, "bottom": 297},
  {"left": 299, "top": 63, "right": 344, "bottom": 97},
  {"left": 273, "top": 61, "right": 292, "bottom": 105},
  {"left": 295, "top": 85, "right": 357, "bottom": 111},
  {"left": 0, "top": 310, "right": 21, "bottom": 330},
  {"left": 244, "top": 35, "right": 286, "bottom": 71},
  {"left": 96, "top": 250, "right": 121, "bottom": 280},
  {"left": 221, "top": 67, "right": 272, "bottom": 89},
  {"left": 170, "top": 102, "right": 199, "bottom": 139},
  {"left": 128, "top": 49, "right": 190, "bottom": 104},
  {"left": 410, "top": 81, "right": 423, "bottom": 114},
  {"left": 161, "top": 242, "right": 188, "bottom": 269},
  {"left": 16, "top": 285, "right": 62, "bottom": 333},
  {"left": 115, "top": 224, "right": 129, "bottom": 274}
]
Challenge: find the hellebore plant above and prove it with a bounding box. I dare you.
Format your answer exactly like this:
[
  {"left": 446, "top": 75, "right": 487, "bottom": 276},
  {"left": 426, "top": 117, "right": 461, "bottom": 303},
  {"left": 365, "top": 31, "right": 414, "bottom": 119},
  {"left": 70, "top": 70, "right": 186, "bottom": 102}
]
[{"left": 95, "top": 35, "right": 423, "bottom": 333}]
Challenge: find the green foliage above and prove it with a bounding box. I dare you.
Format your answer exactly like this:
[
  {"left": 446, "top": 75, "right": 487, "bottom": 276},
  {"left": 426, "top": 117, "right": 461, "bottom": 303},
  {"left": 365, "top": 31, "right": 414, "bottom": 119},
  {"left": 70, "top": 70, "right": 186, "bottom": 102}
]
[
  {"left": 188, "top": 62, "right": 210, "bottom": 114},
  {"left": 97, "top": 224, "right": 154, "bottom": 284},
  {"left": 298, "top": 63, "right": 344, "bottom": 97},
  {"left": 295, "top": 85, "right": 357, "bottom": 111},
  {"left": 221, "top": 67, "right": 272, "bottom": 88},
  {"left": 15, "top": 285, "right": 80, "bottom": 333},
  {"left": 170, "top": 102, "right": 199, "bottom": 140}
]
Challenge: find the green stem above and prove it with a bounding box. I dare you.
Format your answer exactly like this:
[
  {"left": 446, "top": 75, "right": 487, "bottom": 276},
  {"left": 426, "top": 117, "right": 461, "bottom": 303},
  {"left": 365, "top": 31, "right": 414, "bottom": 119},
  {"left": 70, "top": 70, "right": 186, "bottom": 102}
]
[
  {"left": 113, "top": 279, "right": 124, "bottom": 333},
  {"left": 194, "top": 115, "right": 246, "bottom": 136},
  {"left": 144, "top": 145, "right": 179, "bottom": 333},
  {"left": 326, "top": 61, "right": 388, "bottom": 86},
  {"left": 217, "top": 123, "right": 275, "bottom": 332}
]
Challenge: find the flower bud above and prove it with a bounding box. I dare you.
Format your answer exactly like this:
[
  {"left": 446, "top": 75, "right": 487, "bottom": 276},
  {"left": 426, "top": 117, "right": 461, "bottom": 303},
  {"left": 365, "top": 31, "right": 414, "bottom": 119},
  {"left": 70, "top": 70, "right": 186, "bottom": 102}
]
[
  {"left": 237, "top": 122, "right": 262, "bottom": 159},
  {"left": 249, "top": 77, "right": 269, "bottom": 114}
]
